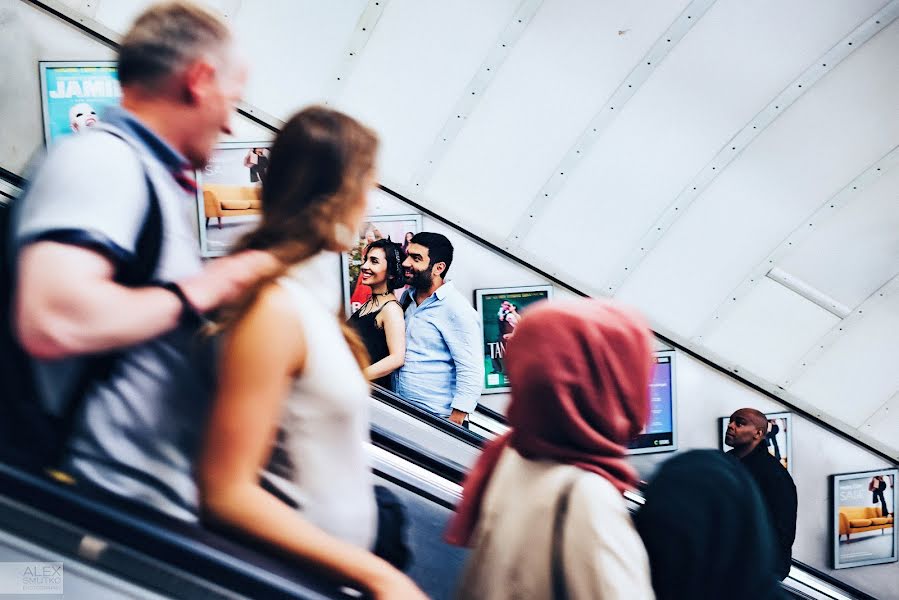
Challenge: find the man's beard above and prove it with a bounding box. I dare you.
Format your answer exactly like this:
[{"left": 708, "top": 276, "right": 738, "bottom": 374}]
[{"left": 407, "top": 264, "right": 434, "bottom": 290}]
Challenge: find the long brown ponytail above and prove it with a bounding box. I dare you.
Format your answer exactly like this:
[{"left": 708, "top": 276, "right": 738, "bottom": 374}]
[{"left": 210, "top": 106, "right": 378, "bottom": 370}]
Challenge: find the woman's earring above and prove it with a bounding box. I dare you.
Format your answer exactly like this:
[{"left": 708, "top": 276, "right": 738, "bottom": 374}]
[{"left": 334, "top": 222, "right": 356, "bottom": 250}]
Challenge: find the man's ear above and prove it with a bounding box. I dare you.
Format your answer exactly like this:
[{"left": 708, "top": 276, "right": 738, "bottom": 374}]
[
  {"left": 182, "top": 59, "right": 216, "bottom": 105},
  {"left": 433, "top": 261, "right": 446, "bottom": 278}
]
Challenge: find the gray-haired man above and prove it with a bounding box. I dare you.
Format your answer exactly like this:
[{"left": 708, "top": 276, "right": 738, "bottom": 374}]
[{"left": 13, "top": 1, "right": 276, "bottom": 520}]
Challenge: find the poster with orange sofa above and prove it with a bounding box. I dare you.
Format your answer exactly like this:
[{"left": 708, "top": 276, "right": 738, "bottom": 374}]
[
  {"left": 831, "top": 468, "right": 897, "bottom": 569},
  {"left": 195, "top": 142, "right": 271, "bottom": 257}
]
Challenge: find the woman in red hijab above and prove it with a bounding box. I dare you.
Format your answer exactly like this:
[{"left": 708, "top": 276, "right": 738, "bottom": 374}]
[{"left": 446, "top": 299, "right": 656, "bottom": 600}]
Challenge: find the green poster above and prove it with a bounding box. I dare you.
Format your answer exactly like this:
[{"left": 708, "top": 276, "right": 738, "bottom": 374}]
[{"left": 475, "top": 286, "right": 552, "bottom": 393}]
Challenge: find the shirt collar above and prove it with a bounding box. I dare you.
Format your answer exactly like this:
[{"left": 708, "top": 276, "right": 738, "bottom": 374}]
[
  {"left": 408, "top": 281, "right": 454, "bottom": 307},
  {"left": 434, "top": 280, "right": 454, "bottom": 300},
  {"left": 100, "top": 105, "right": 189, "bottom": 171}
]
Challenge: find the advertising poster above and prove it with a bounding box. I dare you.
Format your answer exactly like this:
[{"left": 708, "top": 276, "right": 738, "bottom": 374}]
[
  {"left": 628, "top": 351, "right": 677, "bottom": 454},
  {"left": 473, "top": 286, "right": 553, "bottom": 394},
  {"left": 342, "top": 214, "right": 421, "bottom": 317},
  {"left": 719, "top": 412, "right": 793, "bottom": 474},
  {"left": 195, "top": 142, "right": 270, "bottom": 257},
  {"left": 832, "top": 469, "right": 896, "bottom": 569},
  {"left": 40, "top": 62, "right": 121, "bottom": 144}
]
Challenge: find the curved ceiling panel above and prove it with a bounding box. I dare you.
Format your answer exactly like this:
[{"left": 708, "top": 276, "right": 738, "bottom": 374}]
[
  {"left": 776, "top": 163, "right": 899, "bottom": 309},
  {"left": 234, "top": 0, "right": 366, "bottom": 119},
  {"left": 334, "top": 0, "right": 520, "bottom": 184},
  {"left": 787, "top": 289, "right": 899, "bottom": 429},
  {"left": 700, "top": 277, "right": 839, "bottom": 383},
  {"left": 422, "top": 0, "right": 691, "bottom": 239},
  {"left": 519, "top": 0, "right": 887, "bottom": 288},
  {"left": 615, "top": 18, "right": 899, "bottom": 336}
]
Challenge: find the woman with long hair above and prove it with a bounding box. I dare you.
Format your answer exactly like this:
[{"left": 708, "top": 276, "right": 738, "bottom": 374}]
[
  {"left": 446, "top": 299, "right": 655, "bottom": 599},
  {"left": 347, "top": 238, "right": 406, "bottom": 390},
  {"left": 199, "top": 107, "right": 425, "bottom": 600}
]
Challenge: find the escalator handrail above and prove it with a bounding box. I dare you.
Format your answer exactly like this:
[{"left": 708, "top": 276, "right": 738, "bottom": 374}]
[
  {"left": 371, "top": 424, "right": 466, "bottom": 488},
  {"left": 370, "top": 384, "right": 485, "bottom": 449},
  {"left": 788, "top": 560, "right": 879, "bottom": 600},
  {"left": 0, "top": 460, "right": 357, "bottom": 600}
]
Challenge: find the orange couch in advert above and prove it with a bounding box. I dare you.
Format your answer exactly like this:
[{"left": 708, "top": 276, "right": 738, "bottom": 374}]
[
  {"left": 838, "top": 506, "right": 893, "bottom": 540},
  {"left": 203, "top": 184, "right": 261, "bottom": 229}
]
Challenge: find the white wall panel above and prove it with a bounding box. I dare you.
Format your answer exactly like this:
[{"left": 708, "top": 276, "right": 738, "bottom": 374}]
[
  {"left": 520, "top": 0, "right": 887, "bottom": 289},
  {"left": 335, "top": 0, "right": 519, "bottom": 184},
  {"left": 423, "top": 0, "right": 690, "bottom": 239},
  {"left": 0, "top": 0, "right": 115, "bottom": 172},
  {"left": 701, "top": 278, "right": 839, "bottom": 382},
  {"left": 777, "top": 164, "right": 899, "bottom": 310},
  {"left": 789, "top": 296, "right": 899, "bottom": 428},
  {"left": 615, "top": 19, "right": 899, "bottom": 335}
]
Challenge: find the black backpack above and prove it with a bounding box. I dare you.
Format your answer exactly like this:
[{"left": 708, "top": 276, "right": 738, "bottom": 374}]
[{"left": 0, "top": 134, "right": 163, "bottom": 470}]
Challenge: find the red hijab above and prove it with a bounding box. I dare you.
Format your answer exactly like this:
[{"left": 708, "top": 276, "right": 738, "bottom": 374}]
[{"left": 445, "top": 299, "right": 654, "bottom": 546}]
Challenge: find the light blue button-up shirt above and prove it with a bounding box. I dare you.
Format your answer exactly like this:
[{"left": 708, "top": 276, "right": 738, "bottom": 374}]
[{"left": 395, "top": 281, "right": 484, "bottom": 417}]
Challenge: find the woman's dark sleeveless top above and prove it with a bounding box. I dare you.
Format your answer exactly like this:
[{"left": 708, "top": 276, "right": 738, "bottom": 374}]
[{"left": 347, "top": 301, "right": 396, "bottom": 390}]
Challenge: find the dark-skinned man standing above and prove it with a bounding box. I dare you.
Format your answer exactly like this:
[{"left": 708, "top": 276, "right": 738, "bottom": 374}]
[{"left": 725, "top": 408, "right": 798, "bottom": 581}]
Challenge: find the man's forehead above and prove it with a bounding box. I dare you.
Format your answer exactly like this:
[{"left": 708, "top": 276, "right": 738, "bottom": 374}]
[{"left": 406, "top": 243, "right": 428, "bottom": 256}]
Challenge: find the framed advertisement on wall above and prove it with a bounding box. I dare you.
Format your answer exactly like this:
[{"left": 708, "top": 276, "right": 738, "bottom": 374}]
[
  {"left": 39, "top": 61, "right": 121, "bottom": 145},
  {"left": 195, "top": 142, "right": 270, "bottom": 257},
  {"left": 341, "top": 214, "right": 422, "bottom": 317},
  {"left": 719, "top": 412, "right": 793, "bottom": 474},
  {"left": 831, "top": 468, "right": 897, "bottom": 569},
  {"left": 474, "top": 285, "right": 553, "bottom": 394},
  {"left": 627, "top": 350, "right": 678, "bottom": 454}
]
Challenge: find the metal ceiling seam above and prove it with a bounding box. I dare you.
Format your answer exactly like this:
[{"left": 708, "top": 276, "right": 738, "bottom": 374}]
[
  {"left": 24, "top": 0, "right": 121, "bottom": 48},
  {"left": 322, "top": 0, "right": 389, "bottom": 105},
  {"left": 858, "top": 390, "right": 899, "bottom": 438},
  {"left": 781, "top": 272, "right": 899, "bottom": 389},
  {"left": 380, "top": 176, "right": 899, "bottom": 462},
  {"left": 409, "top": 0, "right": 544, "bottom": 190},
  {"left": 502, "top": 0, "right": 717, "bottom": 250},
  {"left": 603, "top": 0, "right": 899, "bottom": 296},
  {"left": 76, "top": 0, "right": 100, "bottom": 18},
  {"left": 691, "top": 144, "right": 899, "bottom": 342}
]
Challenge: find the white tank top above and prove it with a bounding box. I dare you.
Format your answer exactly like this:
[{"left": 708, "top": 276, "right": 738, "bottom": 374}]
[{"left": 268, "top": 252, "right": 377, "bottom": 550}]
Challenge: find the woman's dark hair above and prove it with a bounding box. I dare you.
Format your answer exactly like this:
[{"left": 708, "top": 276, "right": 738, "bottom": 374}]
[
  {"left": 365, "top": 238, "right": 405, "bottom": 292},
  {"left": 212, "top": 106, "right": 378, "bottom": 368}
]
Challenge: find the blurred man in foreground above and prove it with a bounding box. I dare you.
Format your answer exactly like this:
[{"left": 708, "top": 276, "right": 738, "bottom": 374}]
[{"left": 12, "top": 1, "right": 275, "bottom": 520}]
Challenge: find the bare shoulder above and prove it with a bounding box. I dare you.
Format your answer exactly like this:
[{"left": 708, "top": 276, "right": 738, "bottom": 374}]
[
  {"left": 228, "top": 281, "right": 306, "bottom": 368},
  {"left": 376, "top": 299, "right": 405, "bottom": 326}
]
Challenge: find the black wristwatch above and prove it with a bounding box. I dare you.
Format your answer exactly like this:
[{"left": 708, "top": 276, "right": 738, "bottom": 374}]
[{"left": 157, "top": 281, "right": 203, "bottom": 326}]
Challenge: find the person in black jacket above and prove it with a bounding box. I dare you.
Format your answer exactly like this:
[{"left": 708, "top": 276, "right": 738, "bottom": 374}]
[{"left": 725, "top": 408, "right": 798, "bottom": 581}]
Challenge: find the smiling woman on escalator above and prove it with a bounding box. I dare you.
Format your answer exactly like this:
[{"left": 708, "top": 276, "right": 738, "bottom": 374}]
[
  {"left": 347, "top": 238, "right": 406, "bottom": 391},
  {"left": 198, "top": 106, "right": 425, "bottom": 600}
]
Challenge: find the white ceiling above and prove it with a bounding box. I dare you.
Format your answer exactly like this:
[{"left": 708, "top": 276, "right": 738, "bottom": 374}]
[{"left": 3, "top": 0, "right": 898, "bottom": 458}]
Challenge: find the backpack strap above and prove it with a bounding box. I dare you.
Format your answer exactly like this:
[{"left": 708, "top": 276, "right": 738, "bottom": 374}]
[{"left": 49, "top": 128, "right": 164, "bottom": 466}]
